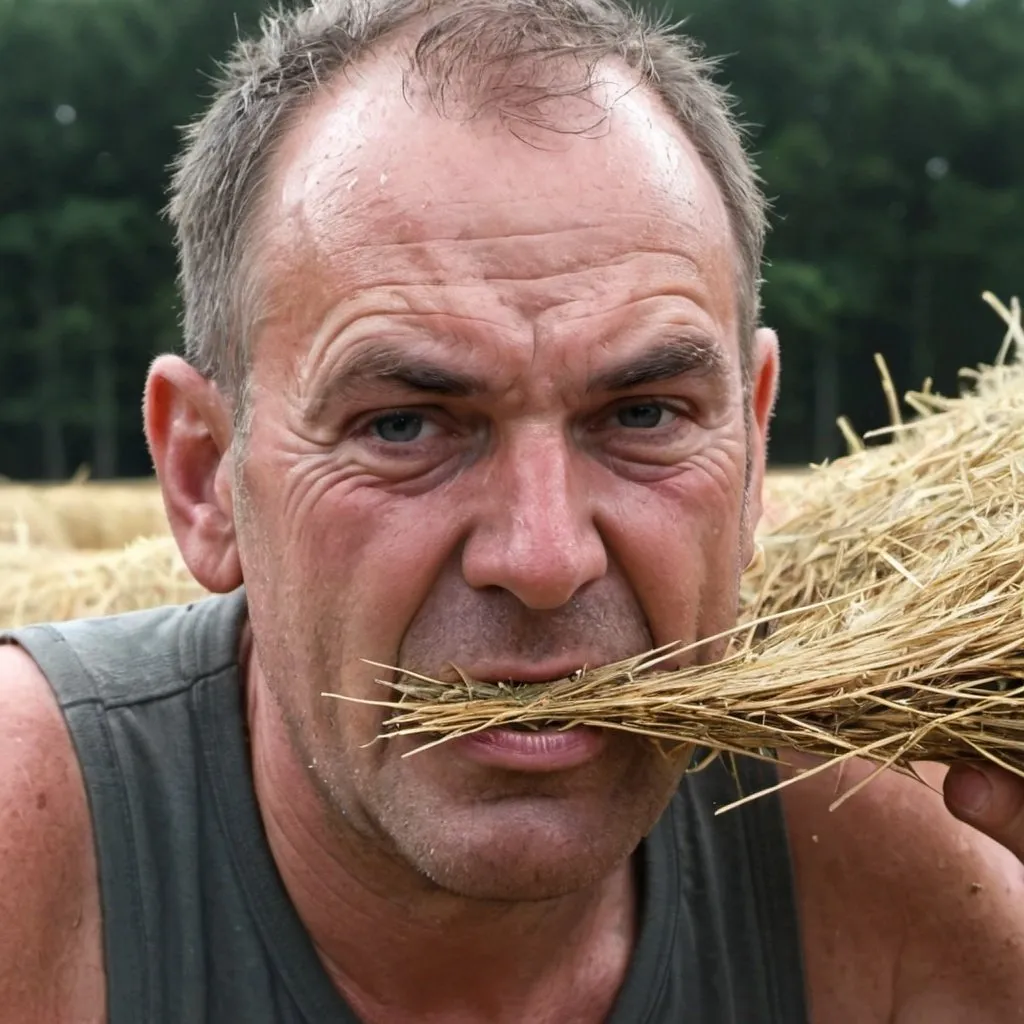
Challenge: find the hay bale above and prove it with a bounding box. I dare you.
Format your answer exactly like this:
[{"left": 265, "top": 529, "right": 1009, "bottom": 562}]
[
  {"left": 760, "top": 468, "right": 812, "bottom": 534},
  {"left": 0, "top": 478, "right": 170, "bottom": 551},
  {"left": 0, "top": 536, "right": 208, "bottom": 630},
  {"left": 0, "top": 543, "right": 48, "bottom": 575},
  {"left": 35, "top": 480, "right": 171, "bottom": 549},
  {"left": 0, "top": 486, "right": 75, "bottom": 549}
]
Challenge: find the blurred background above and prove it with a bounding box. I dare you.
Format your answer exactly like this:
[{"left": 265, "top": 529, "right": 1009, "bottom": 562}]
[{"left": 1, "top": 0, "right": 1023, "bottom": 480}]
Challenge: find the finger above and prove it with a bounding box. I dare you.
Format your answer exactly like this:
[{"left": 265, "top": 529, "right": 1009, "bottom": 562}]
[{"left": 944, "top": 764, "right": 1024, "bottom": 858}]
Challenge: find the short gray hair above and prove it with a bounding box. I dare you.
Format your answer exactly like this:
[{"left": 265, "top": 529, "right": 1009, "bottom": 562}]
[{"left": 168, "top": 0, "right": 767, "bottom": 408}]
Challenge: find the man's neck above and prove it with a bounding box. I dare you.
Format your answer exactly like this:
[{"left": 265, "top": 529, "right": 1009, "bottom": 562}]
[{"left": 244, "top": 673, "right": 639, "bottom": 1024}]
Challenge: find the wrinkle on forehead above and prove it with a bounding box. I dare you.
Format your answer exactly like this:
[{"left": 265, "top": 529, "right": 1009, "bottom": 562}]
[{"left": 254, "top": 46, "right": 738, "bottom": 365}]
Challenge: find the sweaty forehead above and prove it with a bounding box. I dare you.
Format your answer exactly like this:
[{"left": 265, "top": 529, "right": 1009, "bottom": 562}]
[{"left": 259, "top": 47, "right": 736, "bottom": 332}]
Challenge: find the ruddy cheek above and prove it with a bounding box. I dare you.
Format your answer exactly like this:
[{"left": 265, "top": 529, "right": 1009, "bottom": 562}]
[
  {"left": 315, "top": 497, "right": 467, "bottom": 654},
  {"left": 629, "top": 482, "right": 742, "bottom": 648}
]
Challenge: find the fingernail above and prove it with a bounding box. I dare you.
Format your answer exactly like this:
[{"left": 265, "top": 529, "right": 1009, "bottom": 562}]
[{"left": 950, "top": 766, "right": 993, "bottom": 817}]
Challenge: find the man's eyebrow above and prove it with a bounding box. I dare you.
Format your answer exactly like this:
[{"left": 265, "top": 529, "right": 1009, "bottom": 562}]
[
  {"left": 588, "top": 336, "right": 726, "bottom": 393},
  {"left": 302, "top": 344, "right": 484, "bottom": 420}
]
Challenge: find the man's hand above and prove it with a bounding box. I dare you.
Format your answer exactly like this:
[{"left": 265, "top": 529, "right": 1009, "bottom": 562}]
[{"left": 945, "top": 762, "right": 1024, "bottom": 860}]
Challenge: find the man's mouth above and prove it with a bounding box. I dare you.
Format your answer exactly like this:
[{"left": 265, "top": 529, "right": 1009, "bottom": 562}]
[{"left": 452, "top": 720, "right": 608, "bottom": 771}]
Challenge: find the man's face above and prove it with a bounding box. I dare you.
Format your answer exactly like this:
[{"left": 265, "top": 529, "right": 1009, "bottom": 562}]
[{"left": 233, "top": 54, "right": 774, "bottom": 900}]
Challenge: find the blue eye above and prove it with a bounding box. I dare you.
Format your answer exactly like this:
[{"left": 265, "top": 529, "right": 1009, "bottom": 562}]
[
  {"left": 616, "top": 403, "right": 669, "bottom": 429},
  {"left": 373, "top": 412, "right": 424, "bottom": 443}
]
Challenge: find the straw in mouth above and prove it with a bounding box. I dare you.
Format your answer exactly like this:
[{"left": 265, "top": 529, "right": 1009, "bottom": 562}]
[{"left": 323, "top": 292, "right": 1024, "bottom": 811}]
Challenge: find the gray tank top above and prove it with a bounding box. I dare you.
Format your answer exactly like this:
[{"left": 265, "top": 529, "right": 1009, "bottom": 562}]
[{"left": 5, "top": 591, "right": 807, "bottom": 1023}]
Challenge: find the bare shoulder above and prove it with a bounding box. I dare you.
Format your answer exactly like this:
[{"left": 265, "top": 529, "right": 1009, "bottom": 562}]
[
  {"left": 782, "top": 752, "right": 1024, "bottom": 1024},
  {"left": 0, "top": 642, "right": 104, "bottom": 1023}
]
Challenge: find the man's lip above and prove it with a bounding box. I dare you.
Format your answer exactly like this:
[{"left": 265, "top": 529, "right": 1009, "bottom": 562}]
[{"left": 452, "top": 725, "right": 608, "bottom": 772}]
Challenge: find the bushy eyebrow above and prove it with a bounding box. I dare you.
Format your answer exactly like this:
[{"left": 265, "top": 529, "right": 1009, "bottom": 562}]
[
  {"left": 587, "top": 335, "right": 725, "bottom": 393},
  {"left": 301, "top": 344, "right": 485, "bottom": 421},
  {"left": 302, "top": 334, "right": 725, "bottom": 421}
]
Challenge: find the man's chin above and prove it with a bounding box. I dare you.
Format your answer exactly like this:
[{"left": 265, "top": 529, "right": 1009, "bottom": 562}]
[
  {"left": 322, "top": 730, "right": 687, "bottom": 900},
  {"left": 377, "top": 767, "right": 681, "bottom": 902},
  {"left": 403, "top": 799, "right": 646, "bottom": 902}
]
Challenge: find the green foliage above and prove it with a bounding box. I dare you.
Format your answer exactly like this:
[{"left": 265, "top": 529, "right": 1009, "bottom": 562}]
[
  {"left": 1, "top": 0, "right": 1022, "bottom": 475},
  {"left": 668, "top": 0, "right": 1024, "bottom": 459},
  {"left": 0, "top": 0, "right": 267, "bottom": 478}
]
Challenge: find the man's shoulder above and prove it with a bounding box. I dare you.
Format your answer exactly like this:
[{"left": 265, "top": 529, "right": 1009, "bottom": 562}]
[
  {"left": 0, "top": 640, "right": 84, "bottom": 825},
  {"left": 783, "top": 753, "right": 1024, "bottom": 1023},
  {"left": 0, "top": 642, "right": 104, "bottom": 1021},
  {"left": 0, "top": 641, "right": 96, "bottom": 900}
]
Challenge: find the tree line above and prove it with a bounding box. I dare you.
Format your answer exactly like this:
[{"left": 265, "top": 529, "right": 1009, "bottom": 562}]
[{"left": 1, "top": 0, "right": 1022, "bottom": 478}]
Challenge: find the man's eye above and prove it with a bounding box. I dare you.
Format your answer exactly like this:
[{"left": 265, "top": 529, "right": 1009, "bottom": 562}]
[
  {"left": 616, "top": 403, "right": 675, "bottom": 429},
  {"left": 372, "top": 412, "right": 426, "bottom": 443}
]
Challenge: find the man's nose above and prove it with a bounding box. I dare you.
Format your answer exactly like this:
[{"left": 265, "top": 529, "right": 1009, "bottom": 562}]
[{"left": 461, "top": 429, "right": 608, "bottom": 610}]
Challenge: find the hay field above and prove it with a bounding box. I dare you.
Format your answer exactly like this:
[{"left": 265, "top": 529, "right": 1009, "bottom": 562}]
[
  {"left": 0, "top": 471, "right": 806, "bottom": 631},
  {"left": 0, "top": 478, "right": 171, "bottom": 550},
  {"left": 0, "top": 478, "right": 204, "bottom": 629}
]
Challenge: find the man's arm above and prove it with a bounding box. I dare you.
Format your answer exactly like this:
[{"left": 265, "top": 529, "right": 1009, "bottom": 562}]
[
  {"left": 783, "top": 754, "right": 1024, "bottom": 1024},
  {"left": 0, "top": 643, "right": 104, "bottom": 1024},
  {"left": 893, "top": 764, "right": 1024, "bottom": 1023}
]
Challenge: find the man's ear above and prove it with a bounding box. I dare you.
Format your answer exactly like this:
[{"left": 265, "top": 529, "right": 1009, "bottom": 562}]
[
  {"left": 741, "top": 327, "right": 780, "bottom": 564},
  {"left": 144, "top": 355, "right": 243, "bottom": 593}
]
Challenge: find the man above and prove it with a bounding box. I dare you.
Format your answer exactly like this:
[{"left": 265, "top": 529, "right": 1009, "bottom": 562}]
[{"left": 2, "top": 1, "right": 1024, "bottom": 1021}]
